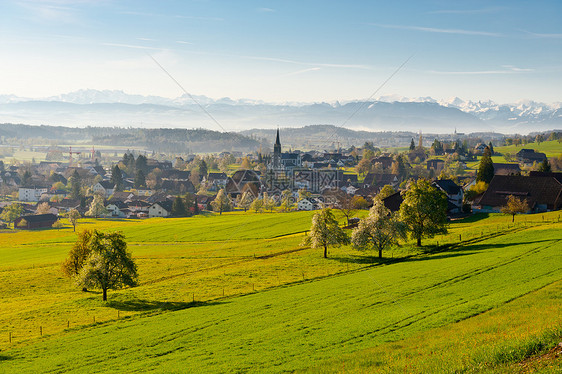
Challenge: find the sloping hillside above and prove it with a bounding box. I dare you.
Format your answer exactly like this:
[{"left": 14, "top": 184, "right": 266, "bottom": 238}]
[{"left": 1, "top": 217, "right": 560, "bottom": 373}]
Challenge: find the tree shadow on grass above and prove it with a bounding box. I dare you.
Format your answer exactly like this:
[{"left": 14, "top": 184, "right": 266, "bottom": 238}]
[
  {"left": 455, "top": 213, "right": 490, "bottom": 223},
  {"left": 328, "top": 255, "right": 394, "bottom": 265},
  {"left": 0, "top": 355, "right": 13, "bottom": 361},
  {"left": 330, "top": 251, "right": 478, "bottom": 265},
  {"left": 329, "top": 238, "right": 554, "bottom": 266},
  {"left": 106, "top": 298, "right": 224, "bottom": 312},
  {"left": 422, "top": 239, "right": 553, "bottom": 255}
]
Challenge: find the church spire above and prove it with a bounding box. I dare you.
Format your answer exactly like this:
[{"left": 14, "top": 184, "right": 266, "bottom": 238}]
[{"left": 273, "top": 128, "right": 281, "bottom": 169}]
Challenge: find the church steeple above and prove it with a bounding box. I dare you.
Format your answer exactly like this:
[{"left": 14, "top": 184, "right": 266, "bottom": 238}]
[{"left": 273, "top": 128, "right": 281, "bottom": 169}]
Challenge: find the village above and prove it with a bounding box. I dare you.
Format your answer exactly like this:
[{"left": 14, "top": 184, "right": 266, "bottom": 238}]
[{"left": 1, "top": 129, "right": 560, "bottom": 229}]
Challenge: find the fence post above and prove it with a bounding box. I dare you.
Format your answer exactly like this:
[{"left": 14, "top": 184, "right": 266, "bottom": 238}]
[
  {"left": 67, "top": 320, "right": 70, "bottom": 328},
  {"left": 93, "top": 316, "right": 95, "bottom": 324},
  {"left": 9, "top": 332, "right": 12, "bottom": 343},
  {"left": 40, "top": 326, "right": 42, "bottom": 336}
]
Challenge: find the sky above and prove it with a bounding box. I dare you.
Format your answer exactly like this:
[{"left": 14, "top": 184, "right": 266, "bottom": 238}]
[{"left": 1, "top": 0, "right": 561, "bottom": 104}]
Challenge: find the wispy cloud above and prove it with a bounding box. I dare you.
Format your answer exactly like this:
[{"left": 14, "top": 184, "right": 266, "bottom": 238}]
[
  {"left": 15, "top": 0, "right": 107, "bottom": 23},
  {"left": 522, "top": 30, "right": 562, "bottom": 39},
  {"left": 176, "top": 40, "right": 193, "bottom": 45},
  {"left": 137, "top": 37, "right": 156, "bottom": 42},
  {"left": 370, "top": 23, "right": 503, "bottom": 37},
  {"left": 119, "top": 10, "right": 222, "bottom": 22},
  {"left": 427, "top": 7, "right": 506, "bottom": 15},
  {"left": 280, "top": 67, "right": 321, "bottom": 77},
  {"left": 16, "top": 1, "right": 78, "bottom": 23},
  {"left": 258, "top": 8, "right": 276, "bottom": 13},
  {"left": 101, "top": 42, "right": 161, "bottom": 51},
  {"left": 427, "top": 65, "right": 533, "bottom": 75},
  {"left": 501, "top": 65, "right": 534, "bottom": 72},
  {"left": 174, "top": 15, "right": 223, "bottom": 21}
]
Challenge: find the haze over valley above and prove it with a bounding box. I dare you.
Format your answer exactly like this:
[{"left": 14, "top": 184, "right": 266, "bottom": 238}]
[{"left": 1, "top": 89, "right": 561, "bottom": 135}]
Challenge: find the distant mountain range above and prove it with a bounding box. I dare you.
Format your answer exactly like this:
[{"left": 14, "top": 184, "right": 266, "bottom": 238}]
[{"left": 1, "top": 89, "right": 561, "bottom": 134}]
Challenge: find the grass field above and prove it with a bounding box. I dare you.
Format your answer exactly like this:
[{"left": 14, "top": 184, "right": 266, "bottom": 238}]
[
  {"left": 0, "top": 210, "right": 560, "bottom": 372},
  {"left": 308, "top": 280, "right": 562, "bottom": 373},
  {"left": 494, "top": 139, "right": 562, "bottom": 158}
]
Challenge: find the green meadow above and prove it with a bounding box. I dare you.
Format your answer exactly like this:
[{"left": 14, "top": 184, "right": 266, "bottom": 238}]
[
  {"left": 494, "top": 139, "right": 562, "bottom": 158},
  {"left": 0, "top": 211, "right": 560, "bottom": 372}
]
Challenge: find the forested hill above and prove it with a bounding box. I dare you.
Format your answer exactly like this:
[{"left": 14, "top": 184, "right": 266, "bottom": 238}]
[{"left": 0, "top": 123, "right": 265, "bottom": 153}]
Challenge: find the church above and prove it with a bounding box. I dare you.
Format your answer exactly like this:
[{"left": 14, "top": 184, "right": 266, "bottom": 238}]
[
  {"left": 270, "top": 129, "right": 302, "bottom": 171},
  {"left": 265, "top": 129, "right": 342, "bottom": 194}
]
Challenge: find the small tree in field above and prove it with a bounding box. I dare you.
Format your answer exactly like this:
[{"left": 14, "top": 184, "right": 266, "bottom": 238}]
[
  {"left": 302, "top": 208, "right": 349, "bottom": 258},
  {"left": 62, "top": 230, "right": 93, "bottom": 290},
  {"left": 279, "top": 189, "right": 293, "bottom": 212},
  {"left": 68, "top": 209, "right": 81, "bottom": 232},
  {"left": 0, "top": 203, "right": 23, "bottom": 228},
  {"left": 263, "top": 192, "right": 277, "bottom": 212},
  {"left": 250, "top": 197, "right": 264, "bottom": 213},
  {"left": 399, "top": 178, "right": 448, "bottom": 246},
  {"left": 86, "top": 194, "right": 108, "bottom": 218},
  {"left": 501, "top": 195, "right": 529, "bottom": 222},
  {"left": 352, "top": 200, "right": 407, "bottom": 259},
  {"left": 211, "top": 189, "right": 232, "bottom": 215},
  {"left": 238, "top": 191, "right": 254, "bottom": 212},
  {"left": 77, "top": 230, "right": 138, "bottom": 301}
]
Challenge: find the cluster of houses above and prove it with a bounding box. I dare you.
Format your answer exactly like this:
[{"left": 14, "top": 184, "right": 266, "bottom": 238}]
[{"left": 1, "top": 132, "right": 560, "bottom": 229}]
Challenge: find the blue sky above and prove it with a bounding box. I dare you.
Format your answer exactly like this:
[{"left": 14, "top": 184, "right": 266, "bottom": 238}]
[{"left": 1, "top": 0, "right": 561, "bottom": 104}]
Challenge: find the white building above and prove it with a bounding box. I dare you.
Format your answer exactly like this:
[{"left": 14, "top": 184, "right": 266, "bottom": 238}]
[
  {"left": 92, "top": 181, "right": 115, "bottom": 197},
  {"left": 19, "top": 187, "right": 48, "bottom": 202},
  {"left": 106, "top": 202, "right": 128, "bottom": 218},
  {"left": 148, "top": 201, "right": 173, "bottom": 218},
  {"left": 297, "top": 198, "right": 320, "bottom": 211}
]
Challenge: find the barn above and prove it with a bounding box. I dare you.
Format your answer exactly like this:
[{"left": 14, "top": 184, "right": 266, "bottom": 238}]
[{"left": 14, "top": 214, "right": 58, "bottom": 229}]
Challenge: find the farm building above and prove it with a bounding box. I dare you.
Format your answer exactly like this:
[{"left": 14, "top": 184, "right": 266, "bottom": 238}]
[
  {"left": 493, "top": 163, "right": 521, "bottom": 176},
  {"left": 381, "top": 192, "right": 403, "bottom": 213},
  {"left": 516, "top": 149, "right": 547, "bottom": 164},
  {"left": 14, "top": 214, "right": 58, "bottom": 229},
  {"left": 473, "top": 174, "right": 562, "bottom": 213}
]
